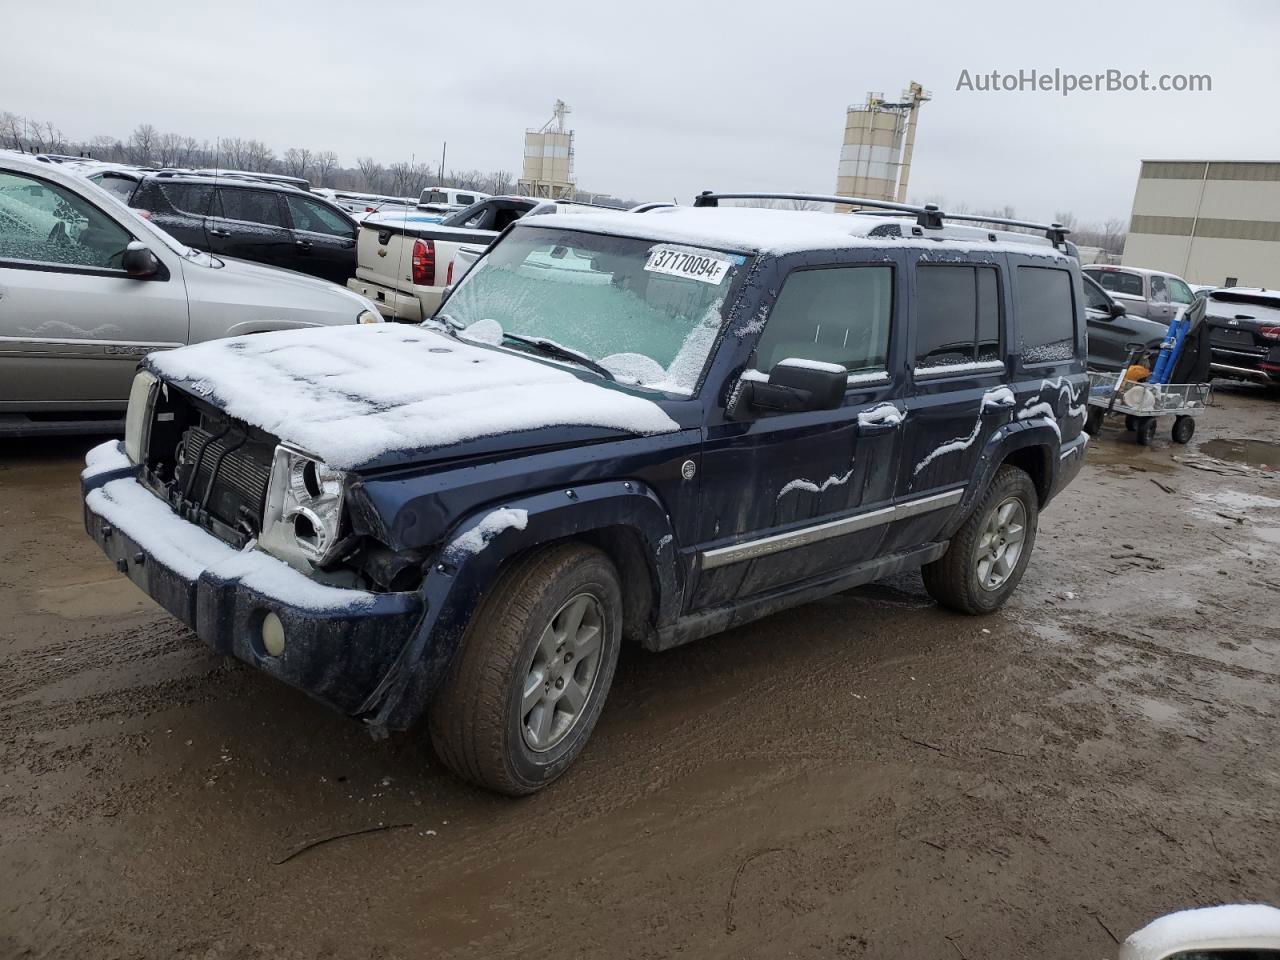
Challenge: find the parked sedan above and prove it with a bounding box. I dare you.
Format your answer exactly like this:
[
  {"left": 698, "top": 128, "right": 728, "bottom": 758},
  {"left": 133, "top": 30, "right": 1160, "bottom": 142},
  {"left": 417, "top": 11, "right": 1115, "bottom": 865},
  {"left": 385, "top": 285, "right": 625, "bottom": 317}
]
[
  {"left": 0, "top": 151, "right": 380, "bottom": 435},
  {"left": 1203, "top": 287, "right": 1280, "bottom": 384},
  {"left": 1083, "top": 264, "right": 1196, "bottom": 322},
  {"left": 1083, "top": 273, "right": 1168, "bottom": 371}
]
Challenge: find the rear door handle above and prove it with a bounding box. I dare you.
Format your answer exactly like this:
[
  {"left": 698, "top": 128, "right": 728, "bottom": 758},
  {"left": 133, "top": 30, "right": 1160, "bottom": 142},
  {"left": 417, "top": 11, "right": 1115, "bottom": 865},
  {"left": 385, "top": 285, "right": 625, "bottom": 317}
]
[
  {"left": 208, "top": 227, "right": 230, "bottom": 238},
  {"left": 295, "top": 239, "right": 312, "bottom": 250}
]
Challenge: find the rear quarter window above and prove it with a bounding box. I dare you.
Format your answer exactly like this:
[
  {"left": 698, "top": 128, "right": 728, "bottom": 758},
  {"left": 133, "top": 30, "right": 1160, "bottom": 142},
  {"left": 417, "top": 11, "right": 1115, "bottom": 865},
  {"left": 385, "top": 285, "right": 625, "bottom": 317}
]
[
  {"left": 1016, "top": 266, "right": 1076, "bottom": 364},
  {"left": 1088, "top": 269, "right": 1144, "bottom": 298}
]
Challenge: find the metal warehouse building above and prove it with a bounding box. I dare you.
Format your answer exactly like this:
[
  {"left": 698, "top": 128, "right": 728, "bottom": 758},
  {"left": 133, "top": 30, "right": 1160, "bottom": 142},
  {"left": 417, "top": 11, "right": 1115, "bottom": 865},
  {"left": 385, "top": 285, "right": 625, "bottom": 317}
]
[{"left": 1122, "top": 160, "right": 1280, "bottom": 288}]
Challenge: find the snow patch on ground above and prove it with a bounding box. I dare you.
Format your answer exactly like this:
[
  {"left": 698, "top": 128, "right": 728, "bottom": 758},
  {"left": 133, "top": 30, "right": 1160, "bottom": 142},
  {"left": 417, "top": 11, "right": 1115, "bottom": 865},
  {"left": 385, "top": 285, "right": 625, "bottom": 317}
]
[
  {"left": 445, "top": 508, "right": 529, "bottom": 560},
  {"left": 148, "top": 325, "right": 680, "bottom": 469},
  {"left": 86, "top": 477, "right": 377, "bottom": 611}
]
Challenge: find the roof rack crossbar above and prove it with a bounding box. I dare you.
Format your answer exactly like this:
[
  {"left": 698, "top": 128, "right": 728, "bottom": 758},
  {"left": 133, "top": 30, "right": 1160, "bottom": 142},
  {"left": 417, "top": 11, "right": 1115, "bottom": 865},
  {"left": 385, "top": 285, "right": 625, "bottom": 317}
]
[{"left": 692, "top": 191, "right": 1070, "bottom": 246}]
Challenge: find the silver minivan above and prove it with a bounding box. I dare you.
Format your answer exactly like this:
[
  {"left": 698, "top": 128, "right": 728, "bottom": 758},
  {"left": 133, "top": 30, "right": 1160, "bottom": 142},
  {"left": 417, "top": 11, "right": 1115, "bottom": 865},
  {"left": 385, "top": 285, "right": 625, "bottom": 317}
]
[{"left": 0, "top": 152, "right": 381, "bottom": 434}]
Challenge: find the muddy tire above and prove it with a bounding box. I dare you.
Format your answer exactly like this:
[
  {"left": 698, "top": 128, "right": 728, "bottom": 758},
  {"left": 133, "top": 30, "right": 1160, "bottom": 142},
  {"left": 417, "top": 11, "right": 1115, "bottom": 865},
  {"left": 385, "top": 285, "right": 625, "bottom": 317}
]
[
  {"left": 1084, "top": 407, "right": 1105, "bottom": 436},
  {"left": 428, "top": 544, "right": 622, "bottom": 796},
  {"left": 1171, "top": 416, "right": 1195, "bottom": 444},
  {"left": 922, "top": 465, "right": 1039, "bottom": 615},
  {"left": 1135, "top": 417, "right": 1158, "bottom": 446}
]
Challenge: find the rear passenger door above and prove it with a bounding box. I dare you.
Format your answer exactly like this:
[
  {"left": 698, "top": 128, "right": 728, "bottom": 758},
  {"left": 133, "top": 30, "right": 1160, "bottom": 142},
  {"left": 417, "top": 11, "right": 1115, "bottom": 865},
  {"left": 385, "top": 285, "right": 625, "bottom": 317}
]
[
  {"left": 282, "top": 193, "right": 357, "bottom": 285},
  {"left": 885, "top": 256, "right": 1012, "bottom": 552},
  {"left": 143, "top": 181, "right": 214, "bottom": 251},
  {"left": 691, "top": 258, "right": 906, "bottom": 610},
  {"left": 207, "top": 186, "right": 292, "bottom": 271}
]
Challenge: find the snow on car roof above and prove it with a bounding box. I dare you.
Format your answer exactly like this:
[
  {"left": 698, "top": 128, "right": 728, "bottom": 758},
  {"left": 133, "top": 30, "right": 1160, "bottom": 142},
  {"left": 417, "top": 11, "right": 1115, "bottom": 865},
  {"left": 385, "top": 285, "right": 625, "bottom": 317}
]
[
  {"left": 519, "top": 205, "right": 1073, "bottom": 260},
  {"left": 147, "top": 324, "right": 680, "bottom": 470}
]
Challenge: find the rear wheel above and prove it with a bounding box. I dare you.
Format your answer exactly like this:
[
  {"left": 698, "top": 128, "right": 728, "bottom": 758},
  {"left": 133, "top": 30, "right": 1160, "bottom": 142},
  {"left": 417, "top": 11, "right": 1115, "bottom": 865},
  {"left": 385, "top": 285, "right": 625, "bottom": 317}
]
[
  {"left": 922, "top": 465, "right": 1039, "bottom": 615},
  {"left": 429, "top": 544, "right": 622, "bottom": 796},
  {"left": 1135, "top": 417, "right": 1158, "bottom": 446}
]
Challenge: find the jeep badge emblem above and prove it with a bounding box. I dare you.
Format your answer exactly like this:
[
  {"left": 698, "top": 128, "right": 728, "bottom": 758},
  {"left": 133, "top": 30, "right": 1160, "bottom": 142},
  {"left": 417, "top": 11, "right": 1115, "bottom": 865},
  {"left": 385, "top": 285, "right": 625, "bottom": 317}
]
[{"left": 681, "top": 460, "right": 697, "bottom": 480}]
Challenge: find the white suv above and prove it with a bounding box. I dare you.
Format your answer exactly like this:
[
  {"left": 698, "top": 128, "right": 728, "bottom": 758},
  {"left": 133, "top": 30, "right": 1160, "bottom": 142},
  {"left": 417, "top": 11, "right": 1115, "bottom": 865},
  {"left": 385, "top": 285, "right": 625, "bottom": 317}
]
[{"left": 0, "top": 151, "right": 381, "bottom": 435}]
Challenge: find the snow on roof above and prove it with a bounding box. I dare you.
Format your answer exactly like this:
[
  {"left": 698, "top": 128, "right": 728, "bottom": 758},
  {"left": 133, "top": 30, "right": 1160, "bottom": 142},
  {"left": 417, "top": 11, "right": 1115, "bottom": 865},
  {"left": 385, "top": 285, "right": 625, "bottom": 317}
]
[
  {"left": 519, "top": 205, "right": 1073, "bottom": 260},
  {"left": 147, "top": 324, "right": 680, "bottom": 470}
]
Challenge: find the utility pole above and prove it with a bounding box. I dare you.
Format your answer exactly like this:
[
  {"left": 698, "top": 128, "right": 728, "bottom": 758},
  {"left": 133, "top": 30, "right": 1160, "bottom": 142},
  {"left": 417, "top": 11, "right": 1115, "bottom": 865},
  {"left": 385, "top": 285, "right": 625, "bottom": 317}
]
[{"left": 440, "top": 141, "right": 447, "bottom": 185}]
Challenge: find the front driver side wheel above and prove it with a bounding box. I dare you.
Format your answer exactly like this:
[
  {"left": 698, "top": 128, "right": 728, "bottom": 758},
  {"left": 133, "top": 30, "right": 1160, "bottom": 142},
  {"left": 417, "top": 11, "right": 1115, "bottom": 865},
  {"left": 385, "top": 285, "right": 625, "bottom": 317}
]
[
  {"left": 429, "top": 543, "right": 622, "bottom": 796},
  {"left": 922, "top": 465, "right": 1040, "bottom": 615}
]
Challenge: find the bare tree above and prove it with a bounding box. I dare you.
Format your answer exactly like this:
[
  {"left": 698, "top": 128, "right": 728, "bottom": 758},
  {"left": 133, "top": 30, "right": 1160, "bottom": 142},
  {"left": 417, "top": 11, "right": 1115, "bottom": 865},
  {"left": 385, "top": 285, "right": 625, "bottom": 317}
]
[
  {"left": 1053, "top": 210, "right": 1079, "bottom": 230},
  {"left": 217, "top": 137, "right": 246, "bottom": 170},
  {"left": 283, "top": 147, "right": 313, "bottom": 179},
  {"left": 486, "top": 170, "right": 515, "bottom": 195},
  {"left": 128, "top": 124, "right": 157, "bottom": 165},
  {"left": 312, "top": 150, "right": 338, "bottom": 187},
  {"left": 0, "top": 113, "right": 23, "bottom": 150},
  {"left": 241, "top": 139, "right": 275, "bottom": 172},
  {"left": 356, "top": 156, "right": 384, "bottom": 193}
]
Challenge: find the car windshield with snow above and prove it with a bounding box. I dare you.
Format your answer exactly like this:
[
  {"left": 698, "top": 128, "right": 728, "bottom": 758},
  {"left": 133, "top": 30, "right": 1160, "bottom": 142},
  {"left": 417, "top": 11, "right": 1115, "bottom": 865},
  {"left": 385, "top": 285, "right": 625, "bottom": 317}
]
[{"left": 81, "top": 194, "right": 1089, "bottom": 795}]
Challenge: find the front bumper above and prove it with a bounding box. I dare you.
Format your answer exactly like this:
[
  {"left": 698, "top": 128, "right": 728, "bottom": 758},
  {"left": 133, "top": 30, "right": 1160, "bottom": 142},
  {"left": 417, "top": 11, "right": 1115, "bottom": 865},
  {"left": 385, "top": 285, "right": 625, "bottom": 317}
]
[{"left": 82, "top": 444, "right": 423, "bottom": 716}]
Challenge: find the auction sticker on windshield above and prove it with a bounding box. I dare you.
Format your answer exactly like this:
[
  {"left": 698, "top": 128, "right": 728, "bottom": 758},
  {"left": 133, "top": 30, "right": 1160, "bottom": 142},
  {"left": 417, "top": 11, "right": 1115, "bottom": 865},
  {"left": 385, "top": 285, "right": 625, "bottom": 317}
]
[{"left": 644, "top": 246, "right": 735, "bottom": 285}]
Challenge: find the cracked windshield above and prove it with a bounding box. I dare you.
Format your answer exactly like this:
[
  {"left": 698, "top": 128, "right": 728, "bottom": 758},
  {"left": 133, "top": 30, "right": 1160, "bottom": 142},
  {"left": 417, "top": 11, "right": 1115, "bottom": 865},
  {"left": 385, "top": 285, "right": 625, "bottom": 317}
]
[{"left": 443, "top": 226, "right": 746, "bottom": 393}]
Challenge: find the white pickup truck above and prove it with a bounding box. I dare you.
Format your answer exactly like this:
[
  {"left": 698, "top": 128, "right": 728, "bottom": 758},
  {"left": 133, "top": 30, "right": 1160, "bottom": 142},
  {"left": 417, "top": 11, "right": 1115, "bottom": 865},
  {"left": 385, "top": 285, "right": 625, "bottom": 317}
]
[{"left": 347, "top": 195, "right": 622, "bottom": 322}]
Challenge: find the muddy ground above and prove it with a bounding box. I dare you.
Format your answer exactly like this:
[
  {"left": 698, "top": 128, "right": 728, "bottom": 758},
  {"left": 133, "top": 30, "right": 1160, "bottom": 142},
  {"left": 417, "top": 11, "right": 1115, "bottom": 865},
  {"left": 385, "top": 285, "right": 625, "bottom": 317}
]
[{"left": 3, "top": 384, "right": 1279, "bottom": 960}]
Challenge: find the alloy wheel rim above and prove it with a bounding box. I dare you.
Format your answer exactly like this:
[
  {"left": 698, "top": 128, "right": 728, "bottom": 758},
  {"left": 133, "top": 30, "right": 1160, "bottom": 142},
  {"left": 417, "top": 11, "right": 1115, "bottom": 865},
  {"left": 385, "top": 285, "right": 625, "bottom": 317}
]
[
  {"left": 976, "top": 496, "right": 1027, "bottom": 591},
  {"left": 521, "top": 593, "right": 605, "bottom": 752}
]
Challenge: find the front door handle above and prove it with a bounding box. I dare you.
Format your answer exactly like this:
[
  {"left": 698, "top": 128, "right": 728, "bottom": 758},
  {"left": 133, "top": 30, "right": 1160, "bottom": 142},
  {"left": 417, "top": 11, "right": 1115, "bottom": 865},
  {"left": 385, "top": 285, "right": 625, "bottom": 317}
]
[
  {"left": 208, "top": 227, "right": 231, "bottom": 238},
  {"left": 857, "top": 403, "right": 905, "bottom": 434},
  {"left": 295, "top": 239, "right": 312, "bottom": 251}
]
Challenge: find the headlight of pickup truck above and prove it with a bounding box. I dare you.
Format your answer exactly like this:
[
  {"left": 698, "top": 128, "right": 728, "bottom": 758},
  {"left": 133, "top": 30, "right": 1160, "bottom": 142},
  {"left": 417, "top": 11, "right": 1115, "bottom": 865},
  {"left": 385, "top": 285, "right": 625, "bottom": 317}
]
[
  {"left": 123, "top": 370, "right": 158, "bottom": 464},
  {"left": 357, "top": 309, "right": 382, "bottom": 324},
  {"left": 260, "top": 446, "right": 347, "bottom": 568}
]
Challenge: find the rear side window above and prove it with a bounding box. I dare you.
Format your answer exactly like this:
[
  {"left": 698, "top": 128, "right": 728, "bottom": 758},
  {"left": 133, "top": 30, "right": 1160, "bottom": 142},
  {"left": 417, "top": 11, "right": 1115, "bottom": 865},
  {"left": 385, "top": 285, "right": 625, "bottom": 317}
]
[
  {"left": 753, "top": 266, "right": 893, "bottom": 375},
  {"left": 1150, "top": 275, "right": 1169, "bottom": 303},
  {"left": 158, "top": 182, "right": 213, "bottom": 216},
  {"left": 1017, "top": 266, "right": 1076, "bottom": 364},
  {"left": 1089, "top": 269, "right": 1143, "bottom": 298},
  {"left": 456, "top": 194, "right": 476, "bottom": 206},
  {"left": 914, "top": 265, "right": 1002, "bottom": 371},
  {"left": 216, "top": 188, "right": 284, "bottom": 227}
]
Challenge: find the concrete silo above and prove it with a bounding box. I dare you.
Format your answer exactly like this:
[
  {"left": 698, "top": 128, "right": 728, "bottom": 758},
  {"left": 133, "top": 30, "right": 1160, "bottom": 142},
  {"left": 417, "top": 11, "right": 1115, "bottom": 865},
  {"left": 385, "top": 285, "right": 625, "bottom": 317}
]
[
  {"left": 519, "top": 100, "right": 576, "bottom": 200},
  {"left": 834, "top": 82, "right": 930, "bottom": 209}
]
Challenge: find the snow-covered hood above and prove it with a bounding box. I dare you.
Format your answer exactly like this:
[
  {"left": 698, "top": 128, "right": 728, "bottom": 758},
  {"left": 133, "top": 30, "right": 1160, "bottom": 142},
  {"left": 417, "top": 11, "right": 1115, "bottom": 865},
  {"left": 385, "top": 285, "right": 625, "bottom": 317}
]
[{"left": 145, "top": 324, "right": 681, "bottom": 470}]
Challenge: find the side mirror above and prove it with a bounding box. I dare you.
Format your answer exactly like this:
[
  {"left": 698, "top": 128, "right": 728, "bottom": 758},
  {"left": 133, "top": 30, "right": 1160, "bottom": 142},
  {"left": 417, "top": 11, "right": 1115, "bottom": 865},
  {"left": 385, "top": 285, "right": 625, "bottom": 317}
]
[
  {"left": 122, "top": 241, "right": 160, "bottom": 279},
  {"left": 1109, "top": 302, "right": 1127, "bottom": 319},
  {"left": 732, "top": 358, "right": 846, "bottom": 416}
]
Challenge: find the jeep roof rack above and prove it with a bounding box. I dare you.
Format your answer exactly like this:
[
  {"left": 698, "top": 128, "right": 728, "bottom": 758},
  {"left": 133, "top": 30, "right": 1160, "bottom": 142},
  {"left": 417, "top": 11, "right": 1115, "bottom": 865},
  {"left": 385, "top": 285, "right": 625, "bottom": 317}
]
[{"left": 692, "top": 191, "right": 1071, "bottom": 249}]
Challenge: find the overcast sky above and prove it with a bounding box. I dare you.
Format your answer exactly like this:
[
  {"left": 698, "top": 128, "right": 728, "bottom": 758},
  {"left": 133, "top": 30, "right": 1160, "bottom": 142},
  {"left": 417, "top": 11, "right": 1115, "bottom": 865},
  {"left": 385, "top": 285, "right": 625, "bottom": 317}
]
[{"left": 5, "top": 0, "right": 1279, "bottom": 224}]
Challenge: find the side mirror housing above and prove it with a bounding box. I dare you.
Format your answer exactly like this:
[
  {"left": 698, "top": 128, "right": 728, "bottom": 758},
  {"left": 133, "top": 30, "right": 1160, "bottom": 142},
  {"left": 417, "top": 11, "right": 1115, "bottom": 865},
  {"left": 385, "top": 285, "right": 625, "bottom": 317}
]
[
  {"left": 122, "top": 241, "right": 160, "bottom": 279},
  {"left": 1109, "top": 301, "right": 1127, "bottom": 318},
  {"left": 731, "top": 358, "right": 846, "bottom": 417}
]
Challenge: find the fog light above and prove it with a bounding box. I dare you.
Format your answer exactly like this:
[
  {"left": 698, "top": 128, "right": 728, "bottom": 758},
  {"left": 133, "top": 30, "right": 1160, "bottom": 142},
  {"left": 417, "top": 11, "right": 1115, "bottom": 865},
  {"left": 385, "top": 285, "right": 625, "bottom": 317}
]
[{"left": 261, "top": 612, "right": 286, "bottom": 657}]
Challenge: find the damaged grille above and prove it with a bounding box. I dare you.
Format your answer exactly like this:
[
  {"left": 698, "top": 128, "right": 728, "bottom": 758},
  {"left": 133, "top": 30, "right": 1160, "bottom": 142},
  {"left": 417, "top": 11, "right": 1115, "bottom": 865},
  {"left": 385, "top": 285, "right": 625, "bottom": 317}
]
[{"left": 139, "top": 389, "right": 277, "bottom": 548}]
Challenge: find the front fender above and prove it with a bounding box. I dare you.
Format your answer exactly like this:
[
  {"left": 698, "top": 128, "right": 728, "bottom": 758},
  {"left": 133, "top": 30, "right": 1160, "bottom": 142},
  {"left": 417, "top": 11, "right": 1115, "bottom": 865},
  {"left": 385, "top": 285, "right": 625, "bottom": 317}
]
[{"left": 360, "top": 478, "right": 679, "bottom": 731}]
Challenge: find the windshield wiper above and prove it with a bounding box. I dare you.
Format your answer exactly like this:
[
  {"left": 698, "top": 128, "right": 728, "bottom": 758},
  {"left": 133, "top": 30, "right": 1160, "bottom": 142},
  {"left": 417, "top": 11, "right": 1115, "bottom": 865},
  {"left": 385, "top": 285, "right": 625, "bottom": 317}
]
[
  {"left": 500, "top": 333, "right": 616, "bottom": 381},
  {"left": 432, "top": 314, "right": 464, "bottom": 338}
]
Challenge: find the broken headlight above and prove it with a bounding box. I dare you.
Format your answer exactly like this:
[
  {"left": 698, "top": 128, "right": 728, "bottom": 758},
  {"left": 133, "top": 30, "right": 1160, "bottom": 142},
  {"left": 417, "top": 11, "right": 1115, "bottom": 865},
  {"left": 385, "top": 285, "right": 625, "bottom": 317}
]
[
  {"left": 123, "top": 370, "right": 158, "bottom": 464},
  {"left": 259, "top": 446, "right": 347, "bottom": 569}
]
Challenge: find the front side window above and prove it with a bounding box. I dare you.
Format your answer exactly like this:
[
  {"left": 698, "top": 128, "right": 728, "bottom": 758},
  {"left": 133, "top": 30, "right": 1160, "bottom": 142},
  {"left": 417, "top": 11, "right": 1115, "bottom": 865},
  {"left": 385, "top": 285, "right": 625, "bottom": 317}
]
[
  {"left": 443, "top": 226, "right": 748, "bottom": 395},
  {"left": 217, "top": 188, "right": 285, "bottom": 227},
  {"left": 0, "top": 170, "right": 133, "bottom": 269},
  {"left": 1089, "top": 269, "right": 1144, "bottom": 298},
  {"left": 286, "top": 195, "right": 353, "bottom": 238},
  {"left": 754, "top": 266, "right": 892, "bottom": 376},
  {"left": 1083, "top": 276, "right": 1111, "bottom": 311},
  {"left": 1017, "top": 266, "right": 1076, "bottom": 364},
  {"left": 914, "top": 265, "right": 1001, "bottom": 371},
  {"left": 1167, "top": 277, "right": 1193, "bottom": 304}
]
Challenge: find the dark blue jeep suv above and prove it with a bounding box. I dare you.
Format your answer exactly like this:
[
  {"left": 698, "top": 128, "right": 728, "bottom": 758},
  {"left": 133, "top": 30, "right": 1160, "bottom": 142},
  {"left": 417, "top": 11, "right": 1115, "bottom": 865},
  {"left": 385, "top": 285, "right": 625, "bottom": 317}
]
[{"left": 81, "top": 193, "right": 1087, "bottom": 794}]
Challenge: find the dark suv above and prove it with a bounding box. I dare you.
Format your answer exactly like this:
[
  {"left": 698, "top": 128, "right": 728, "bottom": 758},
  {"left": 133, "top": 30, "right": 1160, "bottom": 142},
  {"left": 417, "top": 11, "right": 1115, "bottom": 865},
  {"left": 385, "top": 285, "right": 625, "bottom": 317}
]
[
  {"left": 81, "top": 193, "right": 1087, "bottom": 795},
  {"left": 100, "top": 172, "right": 358, "bottom": 285}
]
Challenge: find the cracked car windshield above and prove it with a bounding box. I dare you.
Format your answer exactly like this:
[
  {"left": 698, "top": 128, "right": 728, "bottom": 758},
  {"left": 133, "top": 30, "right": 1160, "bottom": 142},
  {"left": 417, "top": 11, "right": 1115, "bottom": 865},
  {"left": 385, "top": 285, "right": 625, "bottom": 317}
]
[{"left": 442, "top": 226, "right": 747, "bottom": 394}]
